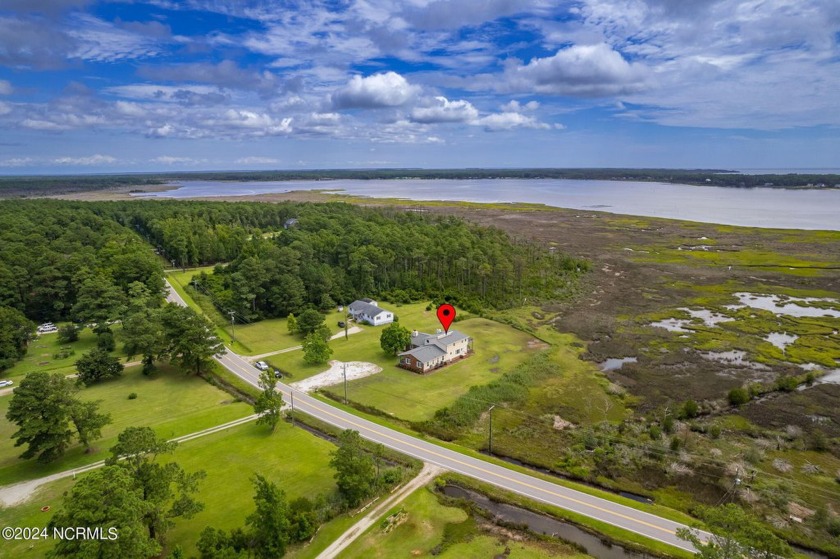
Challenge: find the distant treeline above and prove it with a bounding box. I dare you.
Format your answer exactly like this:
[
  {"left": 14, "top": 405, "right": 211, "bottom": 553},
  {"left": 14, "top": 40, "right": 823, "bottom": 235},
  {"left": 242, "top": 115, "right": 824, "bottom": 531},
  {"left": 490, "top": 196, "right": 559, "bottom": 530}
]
[
  {"left": 0, "top": 199, "right": 585, "bottom": 357},
  {"left": 1, "top": 168, "right": 838, "bottom": 198},
  {"left": 104, "top": 200, "right": 587, "bottom": 319}
]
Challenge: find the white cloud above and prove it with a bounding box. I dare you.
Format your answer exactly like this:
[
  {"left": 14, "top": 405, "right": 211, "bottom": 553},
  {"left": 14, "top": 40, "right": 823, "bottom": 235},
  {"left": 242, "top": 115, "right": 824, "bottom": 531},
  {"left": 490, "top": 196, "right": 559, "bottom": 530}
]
[
  {"left": 21, "top": 118, "right": 69, "bottom": 131},
  {"left": 576, "top": 0, "right": 840, "bottom": 128},
  {"left": 331, "top": 72, "right": 420, "bottom": 109},
  {"left": 503, "top": 43, "right": 650, "bottom": 97},
  {"left": 501, "top": 100, "right": 539, "bottom": 112},
  {"left": 52, "top": 154, "right": 116, "bottom": 165},
  {"left": 68, "top": 14, "right": 164, "bottom": 61},
  {"left": 236, "top": 156, "right": 280, "bottom": 164},
  {"left": 0, "top": 157, "right": 34, "bottom": 167},
  {"left": 0, "top": 80, "right": 12, "bottom": 95},
  {"left": 0, "top": 101, "right": 10, "bottom": 116},
  {"left": 473, "top": 111, "right": 551, "bottom": 131},
  {"left": 150, "top": 155, "right": 201, "bottom": 164},
  {"left": 210, "top": 109, "right": 293, "bottom": 135},
  {"left": 410, "top": 96, "right": 479, "bottom": 123}
]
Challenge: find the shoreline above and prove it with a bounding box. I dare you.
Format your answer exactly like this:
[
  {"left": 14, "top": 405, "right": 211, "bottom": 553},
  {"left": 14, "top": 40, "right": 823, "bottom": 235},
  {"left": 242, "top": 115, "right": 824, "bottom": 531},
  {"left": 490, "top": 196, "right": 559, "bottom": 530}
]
[{"left": 115, "top": 187, "right": 840, "bottom": 233}]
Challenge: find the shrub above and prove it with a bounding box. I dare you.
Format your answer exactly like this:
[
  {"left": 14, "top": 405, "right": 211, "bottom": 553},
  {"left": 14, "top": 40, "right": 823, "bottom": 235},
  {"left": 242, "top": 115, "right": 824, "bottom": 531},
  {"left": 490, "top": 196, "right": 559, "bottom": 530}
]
[
  {"left": 827, "top": 517, "right": 840, "bottom": 538},
  {"left": 774, "top": 375, "right": 798, "bottom": 392},
  {"left": 57, "top": 324, "right": 80, "bottom": 344},
  {"left": 728, "top": 387, "right": 750, "bottom": 406},
  {"left": 381, "top": 468, "right": 402, "bottom": 486},
  {"left": 648, "top": 425, "right": 662, "bottom": 440},
  {"left": 680, "top": 400, "right": 699, "bottom": 419},
  {"left": 709, "top": 425, "right": 721, "bottom": 439},
  {"left": 96, "top": 331, "right": 116, "bottom": 352},
  {"left": 128, "top": 392, "right": 138, "bottom": 400}
]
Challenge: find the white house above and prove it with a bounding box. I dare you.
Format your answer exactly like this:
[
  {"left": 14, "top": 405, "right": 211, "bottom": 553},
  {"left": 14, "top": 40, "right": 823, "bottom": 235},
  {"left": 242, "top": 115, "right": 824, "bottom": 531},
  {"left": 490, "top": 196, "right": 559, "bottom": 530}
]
[{"left": 347, "top": 298, "right": 394, "bottom": 326}]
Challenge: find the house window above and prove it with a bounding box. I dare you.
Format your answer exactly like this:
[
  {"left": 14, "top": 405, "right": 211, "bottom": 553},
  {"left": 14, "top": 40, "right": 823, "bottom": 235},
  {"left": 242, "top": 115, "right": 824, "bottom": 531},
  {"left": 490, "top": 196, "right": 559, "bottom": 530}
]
[{"left": 403, "top": 358, "right": 411, "bottom": 364}]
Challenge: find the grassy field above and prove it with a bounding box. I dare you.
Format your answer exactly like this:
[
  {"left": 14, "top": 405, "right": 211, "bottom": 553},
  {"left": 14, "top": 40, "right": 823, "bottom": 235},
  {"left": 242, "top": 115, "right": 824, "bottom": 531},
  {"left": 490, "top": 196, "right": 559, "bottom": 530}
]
[
  {"left": 3, "top": 324, "right": 127, "bottom": 381},
  {"left": 340, "top": 485, "right": 592, "bottom": 559},
  {"left": 271, "top": 304, "right": 546, "bottom": 423},
  {"left": 0, "top": 420, "right": 338, "bottom": 558},
  {"left": 233, "top": 308, "right": 347, "bottom": 356},
  {"left": 163, "top": 420, "right": 338, "bottom": 554},
  {"left": 0, "top": 364, "right": 251, "bottom": 486}
]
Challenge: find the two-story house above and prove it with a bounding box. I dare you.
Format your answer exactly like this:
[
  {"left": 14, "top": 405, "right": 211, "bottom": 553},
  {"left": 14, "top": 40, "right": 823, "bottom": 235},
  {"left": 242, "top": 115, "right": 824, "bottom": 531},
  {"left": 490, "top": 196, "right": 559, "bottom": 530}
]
[{"left": 398, "top": 329, "right": 472, "bottom": 373}]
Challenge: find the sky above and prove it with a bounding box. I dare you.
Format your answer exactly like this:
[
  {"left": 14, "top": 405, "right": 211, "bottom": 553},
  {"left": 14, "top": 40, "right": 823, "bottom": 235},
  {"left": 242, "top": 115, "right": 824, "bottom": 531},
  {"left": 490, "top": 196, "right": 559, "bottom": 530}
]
[{"left": 0, "top": 0, "right": 839, "bottom": 173}]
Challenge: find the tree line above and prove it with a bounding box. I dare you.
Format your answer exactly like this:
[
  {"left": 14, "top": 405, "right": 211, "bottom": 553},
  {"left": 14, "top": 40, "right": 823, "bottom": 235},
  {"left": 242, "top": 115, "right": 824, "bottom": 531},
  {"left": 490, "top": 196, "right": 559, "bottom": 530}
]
[
  {"left": 170, "top": 202, "right": 588, "bottom": 320},
  {"left": 3, "top": 169, "right": 839, "bottom": 198}
]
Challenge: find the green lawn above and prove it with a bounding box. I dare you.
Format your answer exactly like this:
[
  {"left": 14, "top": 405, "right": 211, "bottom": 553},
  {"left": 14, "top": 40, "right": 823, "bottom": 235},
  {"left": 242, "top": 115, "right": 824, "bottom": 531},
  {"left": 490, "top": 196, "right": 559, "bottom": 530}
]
[
  {"left": 0, "top": 420, "right": 338, "bottom": 559},
  {"left": 166, "top": 265, "right": 218, "bottom": 291},
  {"left": 164, "top": 420, "right": 338, "bottom": 554},
  {"left": 340, "top": 485, "right": 591, "bottom": 559},
  {"left": 3, "top": 324, "right": 127, "bottom": 381},
  {"left": 316, "top": 316, "right": 542, "bottom": 423},
  {"left": 0, "top": 364, "right": 251, "bottom": 486},
  {"left": 0, "top": 476, "right": 76, "bottom": 559},
  {"left": 234, "top": 308, "right": 347, "bottom": 356}
]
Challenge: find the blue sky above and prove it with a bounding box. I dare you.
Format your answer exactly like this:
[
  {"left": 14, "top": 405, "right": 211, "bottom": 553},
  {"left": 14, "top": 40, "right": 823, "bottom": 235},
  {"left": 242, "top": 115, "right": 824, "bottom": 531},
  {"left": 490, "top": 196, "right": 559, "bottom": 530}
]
[{"left": 0, "top": 0, "right": 838, "bottom": 173}]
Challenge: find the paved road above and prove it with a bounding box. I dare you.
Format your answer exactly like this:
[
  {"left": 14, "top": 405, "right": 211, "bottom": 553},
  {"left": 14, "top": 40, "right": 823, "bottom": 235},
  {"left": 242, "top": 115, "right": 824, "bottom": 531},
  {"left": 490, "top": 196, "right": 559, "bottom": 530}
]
[
  {"left": 168, "top": 280, "right": 706, "bottom": 553},
  {"left": 217, "top": 349, "right": 703, "bottom": 553}
]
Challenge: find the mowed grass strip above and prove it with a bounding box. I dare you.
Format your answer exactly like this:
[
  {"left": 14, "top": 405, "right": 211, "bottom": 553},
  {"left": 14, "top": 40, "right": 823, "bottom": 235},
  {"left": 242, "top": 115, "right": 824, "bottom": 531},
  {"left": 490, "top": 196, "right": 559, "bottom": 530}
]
[
  {"left": 340, "top": 485, "right": 591, "bottom": 559},
  {"left": 0, "top": 364, "right": 252, "bottom": 486},
  {"left": 0, "top": 420, "right": 338, "bottom": 559}
]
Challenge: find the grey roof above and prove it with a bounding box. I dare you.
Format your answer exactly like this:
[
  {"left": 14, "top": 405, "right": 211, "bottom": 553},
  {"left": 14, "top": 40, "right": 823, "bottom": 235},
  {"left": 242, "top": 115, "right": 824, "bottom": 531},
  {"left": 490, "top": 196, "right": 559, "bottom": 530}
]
[
  {"left": 400, "top": 344, "right": 445, "bottom": 364},
  {"left": 348, "top": 300, "right": 388, "bottom": 317},
  {"left": 410, "top": 330, "right": 469, "bottom": 350}
]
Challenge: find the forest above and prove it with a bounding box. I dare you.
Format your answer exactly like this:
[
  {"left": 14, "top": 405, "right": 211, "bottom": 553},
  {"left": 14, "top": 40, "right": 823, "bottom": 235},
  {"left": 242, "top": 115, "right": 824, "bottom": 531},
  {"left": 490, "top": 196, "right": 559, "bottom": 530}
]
[
  {"left": 0, "top": 199, "right": 585, "bottom": 369},
  {"left": 1, "top": 168, "right": 839, "bottom": 197}
]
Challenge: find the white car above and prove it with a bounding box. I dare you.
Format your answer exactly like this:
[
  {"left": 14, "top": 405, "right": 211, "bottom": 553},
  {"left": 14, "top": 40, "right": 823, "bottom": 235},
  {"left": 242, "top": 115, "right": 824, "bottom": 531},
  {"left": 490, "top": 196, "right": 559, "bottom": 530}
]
[
  {"left": 0, "top": 380, "right": 13, "bottom": 388},
  {"left": 254, "top": 361, "right": 269, "bottom": 371}
]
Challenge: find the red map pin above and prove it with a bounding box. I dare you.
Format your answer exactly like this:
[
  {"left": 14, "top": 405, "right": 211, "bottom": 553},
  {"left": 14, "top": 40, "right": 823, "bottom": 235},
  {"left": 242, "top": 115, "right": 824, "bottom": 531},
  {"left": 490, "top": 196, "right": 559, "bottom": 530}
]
[{"left": 436, "top": 304, "right": 456, "bottom": 333}]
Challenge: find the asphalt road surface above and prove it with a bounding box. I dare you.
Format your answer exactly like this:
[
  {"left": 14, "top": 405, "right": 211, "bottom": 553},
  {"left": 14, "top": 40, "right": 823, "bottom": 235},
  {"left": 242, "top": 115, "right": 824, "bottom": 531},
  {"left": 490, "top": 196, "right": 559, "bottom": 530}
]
[
  {"left": 167, "top": 280, "right": 706, "bottom": 553},
  {"left": 217, "top": 349, "right": 705, "bottom": 553}
]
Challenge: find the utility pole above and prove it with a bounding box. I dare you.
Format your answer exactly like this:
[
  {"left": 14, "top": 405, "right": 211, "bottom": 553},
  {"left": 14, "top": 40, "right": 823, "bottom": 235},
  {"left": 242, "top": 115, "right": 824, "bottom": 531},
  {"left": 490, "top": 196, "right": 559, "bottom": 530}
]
[
  {"left": 488, "top": 404, "right": 496, "bottom": 456},
  {"left": 229, "top": 311, "right": 236, "bottom": 343},
  {"left": 344, "top": 312, "right": 349, "bottom": 340},
  {"left": 343, "top": 362, "right": 348, "bottom": 404}
]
